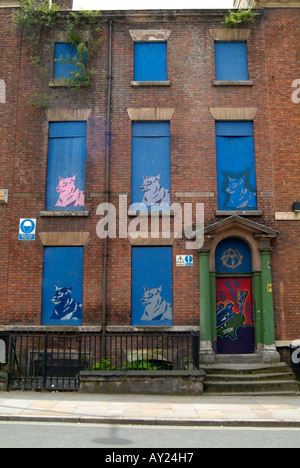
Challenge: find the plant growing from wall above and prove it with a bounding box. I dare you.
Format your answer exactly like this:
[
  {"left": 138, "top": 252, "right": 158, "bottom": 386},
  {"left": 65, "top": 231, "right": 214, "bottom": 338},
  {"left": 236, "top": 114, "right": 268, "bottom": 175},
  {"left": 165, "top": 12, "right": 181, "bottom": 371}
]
[
  {"left": 222, "top": 9, "right": 256, "bottom": 29},
  {"left": 12, "top": 0, "right": 102, "bottom": 107}
]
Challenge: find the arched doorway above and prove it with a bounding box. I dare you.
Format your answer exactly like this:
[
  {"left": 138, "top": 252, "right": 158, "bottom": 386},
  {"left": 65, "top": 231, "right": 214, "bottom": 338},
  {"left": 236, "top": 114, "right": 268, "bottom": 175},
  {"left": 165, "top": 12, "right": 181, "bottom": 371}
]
[
  {"left": 198, "top": 215, "right": 280, "bottom": 364},
  {"left": 214, "top": 238, "right": 255, "bottom": 354}
]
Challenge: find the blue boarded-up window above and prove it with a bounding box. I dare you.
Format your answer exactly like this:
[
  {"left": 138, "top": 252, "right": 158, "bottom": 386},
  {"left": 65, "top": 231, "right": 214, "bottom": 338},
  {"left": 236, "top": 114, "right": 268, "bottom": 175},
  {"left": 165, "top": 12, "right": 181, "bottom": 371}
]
[
  {"left": 134, "top": 42, "right": 167, "bottom": 81},
  {"left": 42, "top": 247, "right": 84, "bottom": 326},
  {"left": 46, "top": 121, "right": 87, "bottom": 212},
  {"left": 215, "top": 42, "right": 248, "bottom": 81},
  {"left": 215, "top": 238, "right": 252, "bottom": 274},
  {"left": 216, "top": 121, "right": 257, "bottom": 211},
  {"left": 132, "top": 247, "right": 173, "bottom": 326},
  {"left": 54, "top": 43, "right": 87, "bottom": 80},
  {"left": 131, "top": 122, "right": 171, "bottom": 211}
]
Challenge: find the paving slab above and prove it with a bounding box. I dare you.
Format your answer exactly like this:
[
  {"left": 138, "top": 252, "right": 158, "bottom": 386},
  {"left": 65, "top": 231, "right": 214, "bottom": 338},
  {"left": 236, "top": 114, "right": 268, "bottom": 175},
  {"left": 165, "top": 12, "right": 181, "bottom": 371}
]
[{"left": 0, "top": 392, "right": 299, "bottom": 427}]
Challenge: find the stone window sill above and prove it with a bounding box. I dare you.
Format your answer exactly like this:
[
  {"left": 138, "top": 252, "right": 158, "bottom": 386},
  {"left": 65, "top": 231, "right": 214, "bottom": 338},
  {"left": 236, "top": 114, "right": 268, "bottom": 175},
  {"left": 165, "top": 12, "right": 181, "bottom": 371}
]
[
  {"left": 213, "top": 80, "right": 253, "bottom": 86},
  {"left": 216, "top": 210, "right": 262, "bottom": 216},
  {"left": 40, "top": 211, "right": 90, "bottom": 217},
  {"left": 131, "top": 81, "right": 171, "bottom": 87}
]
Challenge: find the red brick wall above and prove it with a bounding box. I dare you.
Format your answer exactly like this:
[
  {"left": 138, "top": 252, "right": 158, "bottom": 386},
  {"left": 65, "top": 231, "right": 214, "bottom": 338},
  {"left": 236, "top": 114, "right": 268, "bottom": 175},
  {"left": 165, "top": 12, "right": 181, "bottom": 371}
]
[
  {"left": 263, "top": 9, "right": 300, "bottom": 340},
  {"left": 0, "top": 8, "right": 299, "bottom": 339}
]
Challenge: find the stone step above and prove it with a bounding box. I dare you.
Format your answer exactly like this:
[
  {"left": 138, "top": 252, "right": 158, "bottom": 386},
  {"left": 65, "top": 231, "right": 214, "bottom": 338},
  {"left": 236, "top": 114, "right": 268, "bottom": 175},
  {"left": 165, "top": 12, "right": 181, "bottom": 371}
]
[
  {"left": 206, "top": 391, "right": 299, "bottom": 397},
  {"left": 206, "top": 372, "right": 295, "bottom": 382},
  {"left": 213, "top": 354, "right": 264, "bottom": 364},
  {"left": 204, "top": 379, "right": 299, "bottom": 395},
  {"left": 202, "top": 363, "right": 292, "bottom": 375}
]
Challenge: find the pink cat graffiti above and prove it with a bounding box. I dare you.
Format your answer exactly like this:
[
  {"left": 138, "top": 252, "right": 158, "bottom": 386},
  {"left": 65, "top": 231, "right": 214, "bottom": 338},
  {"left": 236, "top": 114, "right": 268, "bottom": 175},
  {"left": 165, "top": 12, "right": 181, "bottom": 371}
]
[{"left": 55, "top": 176, "right": 85, "bottom": 207}]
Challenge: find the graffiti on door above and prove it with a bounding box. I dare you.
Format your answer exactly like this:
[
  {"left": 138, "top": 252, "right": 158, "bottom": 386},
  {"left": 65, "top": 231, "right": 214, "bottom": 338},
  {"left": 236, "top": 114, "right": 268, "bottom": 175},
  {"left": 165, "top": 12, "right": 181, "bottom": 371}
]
[{"left": 215, "top": 277, "right": 254, "bottom": 354}]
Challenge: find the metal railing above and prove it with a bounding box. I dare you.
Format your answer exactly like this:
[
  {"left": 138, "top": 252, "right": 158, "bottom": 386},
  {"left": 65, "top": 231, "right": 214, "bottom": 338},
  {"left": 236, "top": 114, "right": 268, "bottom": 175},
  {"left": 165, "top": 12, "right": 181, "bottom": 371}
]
[{"left": 8, "top": 331, "right": 200, "bottom": 391}]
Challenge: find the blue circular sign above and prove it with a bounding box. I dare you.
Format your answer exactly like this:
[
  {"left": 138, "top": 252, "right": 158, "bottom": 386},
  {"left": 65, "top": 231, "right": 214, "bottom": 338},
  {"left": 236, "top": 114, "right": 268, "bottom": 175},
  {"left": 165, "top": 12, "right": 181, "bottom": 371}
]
[
  {"left": 185, "top": 255, "right": 193, "bottom": 266},
  {"left": 20, "top": 219, "right": 35, "bottom": 234}
]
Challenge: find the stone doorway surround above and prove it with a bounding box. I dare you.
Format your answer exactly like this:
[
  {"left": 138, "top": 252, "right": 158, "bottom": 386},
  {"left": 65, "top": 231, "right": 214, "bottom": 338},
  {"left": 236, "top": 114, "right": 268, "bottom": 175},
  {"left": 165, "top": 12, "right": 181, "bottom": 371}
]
[{"left": 197, "top": 215, "right": 280, "bottom": 364}]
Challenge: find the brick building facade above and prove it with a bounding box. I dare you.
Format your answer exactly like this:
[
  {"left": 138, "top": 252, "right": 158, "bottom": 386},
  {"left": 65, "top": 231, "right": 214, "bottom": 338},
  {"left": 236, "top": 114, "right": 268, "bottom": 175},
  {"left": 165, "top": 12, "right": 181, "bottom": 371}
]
[{"left": 0, "top": 0, "right": 299, "bottom": 367}]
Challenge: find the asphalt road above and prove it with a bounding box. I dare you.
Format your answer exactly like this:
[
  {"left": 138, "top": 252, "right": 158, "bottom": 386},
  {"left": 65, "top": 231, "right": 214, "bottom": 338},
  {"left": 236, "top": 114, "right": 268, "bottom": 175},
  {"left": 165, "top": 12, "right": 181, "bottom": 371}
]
[{"left": 0, "top": 422, "right": 300, "bottom": 449}]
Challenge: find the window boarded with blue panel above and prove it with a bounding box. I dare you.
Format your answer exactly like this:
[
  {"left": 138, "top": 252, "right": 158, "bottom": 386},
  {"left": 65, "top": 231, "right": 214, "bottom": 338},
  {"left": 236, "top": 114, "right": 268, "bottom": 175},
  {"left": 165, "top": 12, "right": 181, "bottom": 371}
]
[
  {"left": 216, "top": 121, "right": 257, "bottom": 211},
  {"left": 215, "top": 42, "right": 248, "bottom": 81},
  {"left": 46, "top": 122, "right": 87, "bottom": 211},
  {"left": 54, "top": 43, "right": 87, "bottom": 80},
  {"left": 131, "top": 122, "right": 171, "bottom": 211},
  {"left": 215, "top": 238, "right": 252, "bottom": 274},
  {"left": 134, "top": 42, "right": 167, "bottom": 81},
  {"left": 42, "top": 247, "right": 84, "bottom": 326},
  {"left": 132, "top": 247, "right": 173, "bottom": 326}
]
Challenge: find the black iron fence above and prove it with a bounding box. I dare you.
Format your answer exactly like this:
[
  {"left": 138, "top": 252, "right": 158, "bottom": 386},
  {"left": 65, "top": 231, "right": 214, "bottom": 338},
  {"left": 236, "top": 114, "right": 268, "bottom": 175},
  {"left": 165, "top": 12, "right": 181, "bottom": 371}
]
[{"left": 7, "top": 331, "right": 200, "bottom": 391}]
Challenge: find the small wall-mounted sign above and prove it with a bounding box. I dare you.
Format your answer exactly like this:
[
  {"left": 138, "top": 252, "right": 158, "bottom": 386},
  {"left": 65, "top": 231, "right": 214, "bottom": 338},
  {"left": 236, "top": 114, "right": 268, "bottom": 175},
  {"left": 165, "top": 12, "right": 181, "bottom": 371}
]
[
  {"left": 0, "top": 79, "right": 5, "bottom": 104},
  {"left": 267, "top": 284, "right": 273, "bottom": 293},
  {"left": 176, "top": 255, "right": 193, "bottom": 267},
  {"left": 19, "top": 218, "right": 36, "bottom": 241},
  {"left": 0, "top": 189, "right": 8, "bottom": 204}
]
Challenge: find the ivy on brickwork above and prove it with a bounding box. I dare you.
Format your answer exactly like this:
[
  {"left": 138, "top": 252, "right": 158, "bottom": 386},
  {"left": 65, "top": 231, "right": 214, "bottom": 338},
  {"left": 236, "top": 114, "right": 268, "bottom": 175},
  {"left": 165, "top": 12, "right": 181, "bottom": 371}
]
[
  {"left": 12, "top": 0, "right": 102, "bottom": 107},
  {"left": 222, "top": 9, "right": 256, "bottom": 29}
]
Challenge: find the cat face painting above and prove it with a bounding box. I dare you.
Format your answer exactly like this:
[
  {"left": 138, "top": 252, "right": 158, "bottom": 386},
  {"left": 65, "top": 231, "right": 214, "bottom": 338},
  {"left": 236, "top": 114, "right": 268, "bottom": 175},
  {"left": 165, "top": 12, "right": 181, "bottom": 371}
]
[
  {"left": 55, "top": 175, "right": 85, "bottom": 208},
  {"left": 224, "top": 176, "right": 257, "bottom": 210},
  {"left": 140, "top": 175, "right": 171, "bottom": 207},
  {"left": 51, "top": 285, "right": 82, "bottom": 321},
  {"left": 141, "top": 286, "right": 173, "bottom": 322}
]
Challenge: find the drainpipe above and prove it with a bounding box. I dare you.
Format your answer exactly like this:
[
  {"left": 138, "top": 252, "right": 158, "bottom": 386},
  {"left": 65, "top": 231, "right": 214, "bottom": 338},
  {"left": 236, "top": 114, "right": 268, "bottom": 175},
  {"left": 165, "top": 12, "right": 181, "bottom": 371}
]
[{"left": 102, "top": 19, "right": 113, "bottom": 336}]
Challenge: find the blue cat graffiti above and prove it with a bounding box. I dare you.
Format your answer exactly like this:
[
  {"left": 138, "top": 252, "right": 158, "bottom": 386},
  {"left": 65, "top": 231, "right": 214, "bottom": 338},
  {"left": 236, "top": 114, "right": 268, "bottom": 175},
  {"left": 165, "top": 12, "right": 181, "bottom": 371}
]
[
  {"left": 222, "top": 170, "right": 257, "bottom": 210},
  {"left": 132, "top": 247, "right": 173, "bottom": 326},
  {"left": 131, "top": 122, "right": 171, "bottom": 211},
  {"left": 42, "top": 247, "right": 83, "bottom": 326},
  {"left": 216, "top": 121, "right": 257, "bottom": 211}
]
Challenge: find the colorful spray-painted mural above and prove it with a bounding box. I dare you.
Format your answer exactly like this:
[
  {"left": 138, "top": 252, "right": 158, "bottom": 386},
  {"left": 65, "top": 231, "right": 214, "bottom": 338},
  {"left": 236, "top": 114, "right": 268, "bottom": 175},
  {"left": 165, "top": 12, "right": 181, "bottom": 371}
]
[
  {"left": 132, "top": 247, "right": 173, "bottom": 326},
  {"left": 131, "top": 122, "right": 171, "bottom": 211},
  {"left": 216, "top": 121, "right": 257, "bottom": 211},
  {"left": 215, "top": 277, "right": 254, "bottom": 354},
  {"left": 46, "top": 122, "right": 87, "bottom": 212},
  {"left": 214, "top": 238, "right": 254, "bottom": 354},
  {"left": 42, "top": 247, "right": 84, "bottom": 326}
]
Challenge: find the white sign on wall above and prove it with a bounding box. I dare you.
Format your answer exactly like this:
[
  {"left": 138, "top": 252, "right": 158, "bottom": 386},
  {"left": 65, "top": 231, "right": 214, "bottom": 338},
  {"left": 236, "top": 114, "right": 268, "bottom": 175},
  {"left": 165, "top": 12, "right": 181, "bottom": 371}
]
[
  {"left": 0, "top": 80, "right": 6, "bottom": 104},
  {"left": 176, "top": 255, "right": 193, "bottom": 267}
]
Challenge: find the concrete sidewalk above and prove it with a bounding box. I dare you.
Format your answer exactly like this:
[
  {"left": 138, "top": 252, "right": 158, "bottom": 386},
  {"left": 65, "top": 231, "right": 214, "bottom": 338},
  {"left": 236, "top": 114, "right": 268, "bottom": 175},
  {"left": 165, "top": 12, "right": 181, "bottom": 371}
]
[{"left": 0, "top": 392, "right": 300, "bottom": 427}]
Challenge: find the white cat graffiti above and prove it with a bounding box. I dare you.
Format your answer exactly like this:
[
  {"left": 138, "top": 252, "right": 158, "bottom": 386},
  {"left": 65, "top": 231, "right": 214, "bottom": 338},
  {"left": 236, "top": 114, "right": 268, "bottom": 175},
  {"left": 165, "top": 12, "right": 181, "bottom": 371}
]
[
  {"left": 140, "top": 174, "right": 171, "bottom": 207},
  {"left": 140, "top": 286, "right": 173, "bottom": 322}
]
